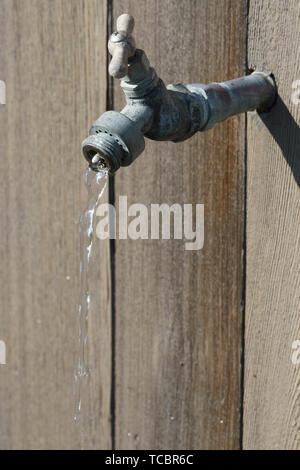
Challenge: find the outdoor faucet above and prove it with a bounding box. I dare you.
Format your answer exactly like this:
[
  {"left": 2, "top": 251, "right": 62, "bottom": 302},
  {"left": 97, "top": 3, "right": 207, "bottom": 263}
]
[{"left": 82, "top": 14, "right": 277, "bottom": 174}]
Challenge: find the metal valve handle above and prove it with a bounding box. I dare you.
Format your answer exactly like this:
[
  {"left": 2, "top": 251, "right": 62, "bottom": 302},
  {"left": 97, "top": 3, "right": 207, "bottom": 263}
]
[{"left": 108, "top": 14, "right": 136, "bottom": 79}]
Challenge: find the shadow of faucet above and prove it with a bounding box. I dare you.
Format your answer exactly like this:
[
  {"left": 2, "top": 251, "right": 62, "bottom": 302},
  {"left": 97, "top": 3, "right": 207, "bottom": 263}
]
[{"left": 259, "top": 95, "right": 300, "bottom": 187}]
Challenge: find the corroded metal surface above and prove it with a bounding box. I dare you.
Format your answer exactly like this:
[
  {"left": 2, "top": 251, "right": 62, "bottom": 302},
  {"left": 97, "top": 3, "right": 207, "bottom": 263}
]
[{"left": 82, "top": 14, "right": 277, "bottom": 173}]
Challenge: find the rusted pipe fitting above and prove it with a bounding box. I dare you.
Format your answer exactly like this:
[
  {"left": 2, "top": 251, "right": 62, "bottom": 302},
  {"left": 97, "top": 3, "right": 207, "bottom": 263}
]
[{"left": 82, "top": 14, "right": 277, "bottom": 173}]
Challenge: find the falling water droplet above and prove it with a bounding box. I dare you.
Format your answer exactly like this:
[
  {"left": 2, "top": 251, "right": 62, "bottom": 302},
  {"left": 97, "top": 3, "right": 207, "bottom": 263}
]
[{"left": 73, "top": 167, "right": 108, "bottom": 447}]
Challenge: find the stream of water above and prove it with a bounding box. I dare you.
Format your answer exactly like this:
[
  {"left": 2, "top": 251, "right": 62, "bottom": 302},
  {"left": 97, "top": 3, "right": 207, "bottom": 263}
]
[{"left": 73, "top": 167, "right": 108, "bottom": 435}]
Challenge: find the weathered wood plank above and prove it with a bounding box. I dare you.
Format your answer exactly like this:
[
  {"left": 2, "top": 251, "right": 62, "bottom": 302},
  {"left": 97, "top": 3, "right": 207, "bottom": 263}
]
[
  {"left": 244, "top": 0, "right": 300, "bottom": 450},
  {"left": 113, "top": 0, "right": 247, "bottom": 449},
  {"left": 0, "top": 0, "right": 111, "bottom": 449}
]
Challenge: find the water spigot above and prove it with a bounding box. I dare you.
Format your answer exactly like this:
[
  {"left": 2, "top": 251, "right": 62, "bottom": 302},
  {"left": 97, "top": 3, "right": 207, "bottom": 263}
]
[{"left": 82, "top": 14, "right": 277, "bottom": 174}]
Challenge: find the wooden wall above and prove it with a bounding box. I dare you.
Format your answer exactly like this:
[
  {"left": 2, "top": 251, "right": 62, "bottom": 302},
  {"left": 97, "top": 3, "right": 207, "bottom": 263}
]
[
  {"left": 0, "top": 0, "right": 111, "bottom": 449},
  {"left": 244, "top": 0, "right": 300, "bottom": 450},
  {"left": 0, "top": 0, "right": 298, "bottom": 450},
  {"left": 113, "top": 0, "right": 246, "bottom": 450}
]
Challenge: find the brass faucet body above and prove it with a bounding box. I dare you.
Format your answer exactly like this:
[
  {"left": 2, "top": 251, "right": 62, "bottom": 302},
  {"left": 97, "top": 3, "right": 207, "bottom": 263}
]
[{"left": 82, "top": 14, "right": 277, "bottom": 173}]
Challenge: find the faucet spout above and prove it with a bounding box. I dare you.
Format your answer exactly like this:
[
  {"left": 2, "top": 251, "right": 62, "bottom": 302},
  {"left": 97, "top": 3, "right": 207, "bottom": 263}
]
[{"left": 82, "top": 14, "right": 277, "bottom": 174}]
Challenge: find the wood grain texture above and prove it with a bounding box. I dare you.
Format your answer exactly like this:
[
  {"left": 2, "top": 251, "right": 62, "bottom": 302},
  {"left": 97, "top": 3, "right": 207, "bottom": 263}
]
[
  {"left": 113, "top": 0, "right": 247, "bottom": 449},
  {"left": 244, "top": 0, "right": 300, "bottom": 450},
  {"left": 0, "top": 0, "right": 111, "bottom": 449}
]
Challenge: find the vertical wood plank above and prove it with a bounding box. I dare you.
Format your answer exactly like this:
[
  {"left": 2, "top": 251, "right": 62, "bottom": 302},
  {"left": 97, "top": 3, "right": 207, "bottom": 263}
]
[
  {"left": 113, "top": 0, "right": 247, "bottom": 449},
  {"left": 244, "top": 0, "right": 300, "bottom": 450},
  {"left": 0, "top": 0, "right": 111, "bottom": 449}
]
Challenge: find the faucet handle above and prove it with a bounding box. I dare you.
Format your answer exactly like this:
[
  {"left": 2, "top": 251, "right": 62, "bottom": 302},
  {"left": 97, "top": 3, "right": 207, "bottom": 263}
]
[{"left": 108, "top": 14, "right": 136, "bottom": 79}]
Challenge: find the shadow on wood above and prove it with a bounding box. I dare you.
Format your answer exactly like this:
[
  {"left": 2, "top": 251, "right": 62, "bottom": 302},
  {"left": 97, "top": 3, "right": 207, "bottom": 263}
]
[{"left": 259, "top": 95, "right": 300, "bottom": 187}]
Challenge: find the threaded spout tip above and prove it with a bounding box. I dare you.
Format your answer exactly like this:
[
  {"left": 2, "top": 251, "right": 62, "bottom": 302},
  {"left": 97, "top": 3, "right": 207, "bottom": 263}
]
[{"left": 82, "top": 133, "right": 124, "bottom": 173}]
